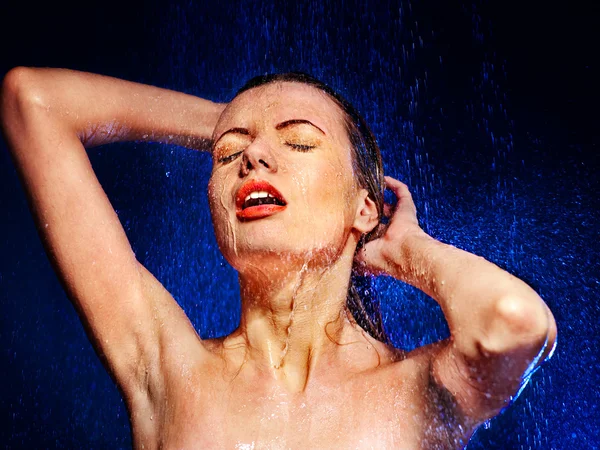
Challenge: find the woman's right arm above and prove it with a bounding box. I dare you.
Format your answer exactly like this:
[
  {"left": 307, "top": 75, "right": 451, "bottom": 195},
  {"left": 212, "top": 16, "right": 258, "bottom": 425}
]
[{"left": 0, "top": 67, "right": 224, "bottom": 407}]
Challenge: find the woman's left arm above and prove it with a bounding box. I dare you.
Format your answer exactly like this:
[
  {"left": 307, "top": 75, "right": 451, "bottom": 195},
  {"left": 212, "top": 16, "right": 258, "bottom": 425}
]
[{"left": 357, "top": 176, "right": 557, "bottom": 425}]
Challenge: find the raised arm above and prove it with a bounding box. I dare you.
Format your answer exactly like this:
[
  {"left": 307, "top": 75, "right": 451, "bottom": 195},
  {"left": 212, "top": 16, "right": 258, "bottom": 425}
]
[
  {"left": 0, "top": 67, "right": 225, "bottom": 404},
  {"left": 356, "top": 176, "right": 557, "bottom": 430}
]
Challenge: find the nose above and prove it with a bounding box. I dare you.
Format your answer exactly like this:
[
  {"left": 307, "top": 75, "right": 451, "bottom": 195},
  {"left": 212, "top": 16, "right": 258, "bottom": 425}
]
[{"left": 240, "top": 139, "right": 278, "bottom": 176}]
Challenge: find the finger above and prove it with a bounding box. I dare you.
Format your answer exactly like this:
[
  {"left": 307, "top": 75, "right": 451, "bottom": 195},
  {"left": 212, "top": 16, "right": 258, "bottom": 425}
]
[
  {"left": 384, "top": 176, "right": 417, "bottom": 214},
  {"left": 384, "top": 176, "right": 410, "bottom": 197}
]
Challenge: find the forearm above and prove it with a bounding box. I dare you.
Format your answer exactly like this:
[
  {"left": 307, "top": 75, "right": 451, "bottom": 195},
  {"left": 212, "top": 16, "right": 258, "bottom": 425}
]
[
  {"left": 1, "top": 67, "right": 225, "bottom": 150},
  {"left": 383, "top": 232, "right": 552, "bottom": 357}
]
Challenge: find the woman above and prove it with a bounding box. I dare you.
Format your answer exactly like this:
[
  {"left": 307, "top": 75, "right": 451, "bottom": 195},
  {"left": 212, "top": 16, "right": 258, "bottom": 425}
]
[{"left": 1, "top": 67, "right": 557, "bottom": 449}]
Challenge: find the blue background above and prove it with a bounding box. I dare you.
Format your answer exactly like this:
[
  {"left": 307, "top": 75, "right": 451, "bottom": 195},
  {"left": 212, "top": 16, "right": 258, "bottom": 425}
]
[{"left": 1, "top": 0, "right": 598, "bottom": 448}]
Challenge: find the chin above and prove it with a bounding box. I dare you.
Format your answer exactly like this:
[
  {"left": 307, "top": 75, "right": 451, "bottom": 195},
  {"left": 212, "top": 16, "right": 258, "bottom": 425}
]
[
  {"left": 212, "top": 209, "right": 352, "bottom": 272},
  {"left": 222, "top": 237, "right": 347, "bottom": 275}
]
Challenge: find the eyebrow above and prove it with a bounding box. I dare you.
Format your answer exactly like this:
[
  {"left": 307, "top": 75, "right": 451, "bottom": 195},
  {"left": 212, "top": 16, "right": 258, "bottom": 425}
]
[
  {"left": 214, "top": 127, "right": 250, "bottom": 145},
  {"left": 215, "top": 119, "right": 326, "bottom": 146},
  {"left": 275, "top": 119, "right": 326, "bottom": 135}
]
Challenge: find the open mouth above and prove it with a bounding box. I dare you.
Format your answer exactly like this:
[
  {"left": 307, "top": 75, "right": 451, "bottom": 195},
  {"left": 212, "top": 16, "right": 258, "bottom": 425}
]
[
  {"left": 242, "top": 192, "right": 286, "bottom": 209},
  {"left": 235, "top": 179, "right": 287, "bottom": 220}
]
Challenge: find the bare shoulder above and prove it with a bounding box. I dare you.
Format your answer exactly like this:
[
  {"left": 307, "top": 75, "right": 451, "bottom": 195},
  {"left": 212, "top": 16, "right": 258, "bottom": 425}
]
[
  {"left": 357, "top": 338, "right": 475, "bottom": 447},
  {"left": 381, "top": 338, "right": 443, "bottom": 372},
  {"left": 395, "top": 338, "right": 459, "bottom": 403},
  {"left": 370, "top": 340, "right": 442, "bottom": 399}
]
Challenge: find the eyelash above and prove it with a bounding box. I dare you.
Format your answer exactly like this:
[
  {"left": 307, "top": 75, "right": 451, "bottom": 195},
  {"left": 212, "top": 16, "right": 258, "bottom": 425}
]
[
  {"left": 217, "top": 151, "right": 242, "bottom": 164},
  {"left": 285, "top": 142, "right": 316, "bottom": 152},
  {"left": 217, "top": 143, "right": 316, "bottom": 164}
]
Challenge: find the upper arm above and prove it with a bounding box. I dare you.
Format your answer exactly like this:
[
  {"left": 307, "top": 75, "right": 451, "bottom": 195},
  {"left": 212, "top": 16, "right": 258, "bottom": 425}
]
[
  {"left": 429, "top": 302, "right": 557, "bottom": 426},
  {"left": 1, "top": 67, "right": 201, "bottom": 401}
]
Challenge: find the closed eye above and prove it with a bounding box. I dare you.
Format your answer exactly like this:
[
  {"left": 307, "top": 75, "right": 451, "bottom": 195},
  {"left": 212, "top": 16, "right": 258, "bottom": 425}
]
[
  {"left": 285, "top": 143, "right": 316, "bottom": 152},
  {"left": 217, "top": 151, "right": 243, "bottom": 164},
  {"left": 218, "top": 143, "right": 315, "bottom": 163}
]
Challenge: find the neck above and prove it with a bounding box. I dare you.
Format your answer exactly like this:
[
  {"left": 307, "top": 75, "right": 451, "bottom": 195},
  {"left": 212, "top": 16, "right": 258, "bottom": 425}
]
[{"left": 231, "top": 248, "right": 367, "bottom": 392}]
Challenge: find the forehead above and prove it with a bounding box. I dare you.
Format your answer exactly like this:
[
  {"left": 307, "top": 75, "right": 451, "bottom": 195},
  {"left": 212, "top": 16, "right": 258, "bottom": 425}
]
[{"left": 214, "top": 82, "right": 346, "bottom": 139}]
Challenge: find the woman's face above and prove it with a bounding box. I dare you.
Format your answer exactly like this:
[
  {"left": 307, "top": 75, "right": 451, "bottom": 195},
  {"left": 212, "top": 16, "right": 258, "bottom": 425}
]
[{"left": 208, "top": 82, "right": 365, "bottom": 273}]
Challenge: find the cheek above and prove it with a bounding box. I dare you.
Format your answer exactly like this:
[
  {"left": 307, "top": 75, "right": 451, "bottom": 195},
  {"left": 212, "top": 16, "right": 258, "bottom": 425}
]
[
  {"left": 207, "top": 171, "right": 242, "bottom": 261},
  {"left": 207, "top": 175, "right": 222, "bottom": 216},
  {"left": 208, "top": 169, "right": 232, "bottom": 208},
  {"left": 207, "top": 172, "right": 235, "bottom": 232},
  {"left": 318, "top": 151, "right": 356, "bottom": 207},
  {"left": 291, "top": 154, "right": 356, "bottom": 225}
]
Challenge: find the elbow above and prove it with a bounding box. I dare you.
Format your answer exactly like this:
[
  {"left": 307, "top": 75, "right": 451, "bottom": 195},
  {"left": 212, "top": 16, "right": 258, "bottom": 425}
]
[
  {"left": 1, "top": 67, "right": 49, "bottom": 121},
  {"left": 1, "top": 67, "right": 56, "bottom": 149},
  {"left": 496, "top": 295, "right": 549, "bottom": 334},
  {"left": 482, "top": 295, "right": 556, "bottom": 355}
]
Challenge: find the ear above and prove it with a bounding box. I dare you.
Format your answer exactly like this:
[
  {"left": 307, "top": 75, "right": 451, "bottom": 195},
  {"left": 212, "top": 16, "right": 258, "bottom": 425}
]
[{"left": 353, "top": 189, "right": 379, "bottom": 234}]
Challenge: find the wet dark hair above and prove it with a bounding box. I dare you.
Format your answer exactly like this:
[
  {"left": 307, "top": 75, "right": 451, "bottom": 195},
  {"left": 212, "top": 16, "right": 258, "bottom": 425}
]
[{"left": 235, "top": 72, "right": 389, "bottom": 344}]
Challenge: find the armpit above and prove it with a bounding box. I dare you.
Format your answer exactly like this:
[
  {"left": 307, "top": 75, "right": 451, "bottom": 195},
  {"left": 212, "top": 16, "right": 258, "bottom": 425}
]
[{"left": 423, "top": 351, "right": 479, "bottom": 449}]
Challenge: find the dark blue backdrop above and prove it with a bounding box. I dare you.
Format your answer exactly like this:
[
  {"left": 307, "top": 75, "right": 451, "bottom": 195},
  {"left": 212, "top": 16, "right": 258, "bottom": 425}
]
[{"left": 1, "top": 0, "right": 598, "bottom": 448}]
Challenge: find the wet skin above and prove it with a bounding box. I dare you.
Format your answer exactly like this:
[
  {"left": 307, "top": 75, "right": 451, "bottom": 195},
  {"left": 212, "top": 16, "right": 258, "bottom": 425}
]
[
  {"left": 128, "top": 310, "right": 470, "bottom": 449},
  {"left": 4, "top": 69, "right": 552, "bottom": 450},
  {"left": 127, "top": 83, "right": 474, "bottom": 449}
]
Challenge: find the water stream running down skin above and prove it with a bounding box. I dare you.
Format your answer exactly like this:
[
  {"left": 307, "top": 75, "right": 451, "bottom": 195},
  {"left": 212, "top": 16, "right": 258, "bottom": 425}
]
[{"left": 1, "top": 0, "right": 597, "bottom": 448}]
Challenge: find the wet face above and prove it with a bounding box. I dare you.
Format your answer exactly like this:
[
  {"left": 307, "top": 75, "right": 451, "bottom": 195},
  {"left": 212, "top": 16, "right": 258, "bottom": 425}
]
[{"left": 208, "top": 82, "right": 366, "bottom": 273}]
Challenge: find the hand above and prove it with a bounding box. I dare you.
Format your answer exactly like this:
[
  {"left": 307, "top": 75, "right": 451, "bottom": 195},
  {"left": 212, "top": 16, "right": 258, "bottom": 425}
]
[{"left": 354, "top": 176, "right": 427, "bottom": 276}]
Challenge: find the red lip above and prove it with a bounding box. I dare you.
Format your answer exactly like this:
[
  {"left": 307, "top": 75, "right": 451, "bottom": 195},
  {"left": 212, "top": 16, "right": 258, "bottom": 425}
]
[{"left": 235, "top": 179, "right": 287, "bottom": 220}]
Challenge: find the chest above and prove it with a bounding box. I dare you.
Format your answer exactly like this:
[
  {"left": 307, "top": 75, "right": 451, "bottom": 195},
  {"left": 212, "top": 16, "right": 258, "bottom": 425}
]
[{"left": 147, "top": 368, "right": 456, "bottom": 449}]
